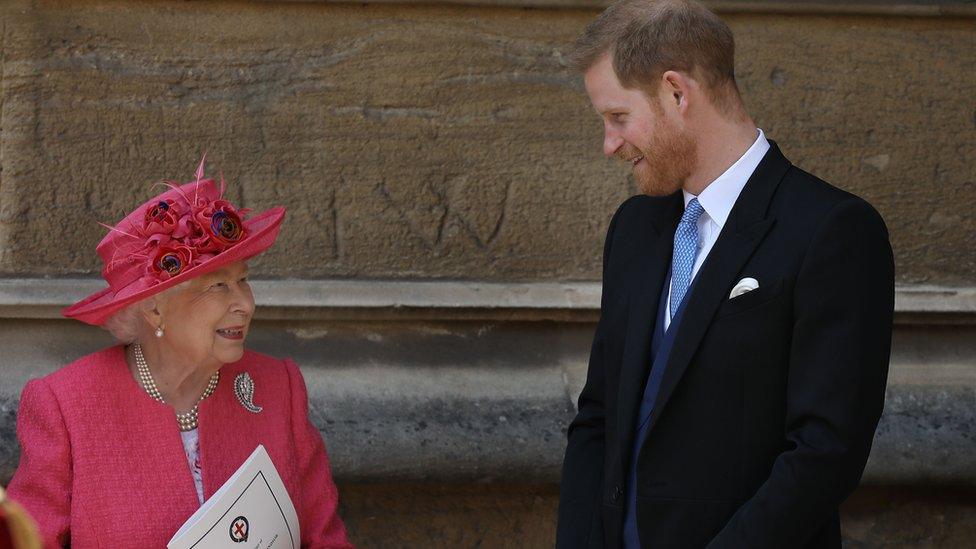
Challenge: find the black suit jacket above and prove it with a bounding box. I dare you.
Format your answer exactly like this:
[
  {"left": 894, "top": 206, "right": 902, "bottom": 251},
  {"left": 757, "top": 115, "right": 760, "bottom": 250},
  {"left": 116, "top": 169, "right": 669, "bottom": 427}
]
[{"left": 556, "top": 143, "right": 895, "bottom": 548}]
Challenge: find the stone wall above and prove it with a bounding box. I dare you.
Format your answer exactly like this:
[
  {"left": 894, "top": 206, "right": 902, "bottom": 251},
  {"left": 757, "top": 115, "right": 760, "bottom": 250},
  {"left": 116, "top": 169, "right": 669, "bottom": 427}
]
[
  {"left": 1, "top": 1, "right": 974, "bottom": 547},
  {"left": 0, "top": 0, "right": 973, "bottom": 282}
]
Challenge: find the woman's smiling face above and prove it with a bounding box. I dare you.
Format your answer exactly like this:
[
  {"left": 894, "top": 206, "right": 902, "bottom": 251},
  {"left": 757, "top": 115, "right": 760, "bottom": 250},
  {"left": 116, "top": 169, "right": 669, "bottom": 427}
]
[{"left": 154, "top": 261, "right": 255, "bottom": 368}]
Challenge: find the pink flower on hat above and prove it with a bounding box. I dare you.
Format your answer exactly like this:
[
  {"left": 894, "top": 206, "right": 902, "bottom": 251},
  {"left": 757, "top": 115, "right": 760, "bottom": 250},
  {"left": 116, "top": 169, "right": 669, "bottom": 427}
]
[
  {"left": 144, "top": 199, "right": 180, "bottom": 235},
  {"left": 151, "top": 244, "right": 195, "bottom": 280},
  {"left": 189, "top": 197, "right": 249, "bottom": 252},
  {"left": 210, "top": 208, "right": 246, "bottom": 246}
]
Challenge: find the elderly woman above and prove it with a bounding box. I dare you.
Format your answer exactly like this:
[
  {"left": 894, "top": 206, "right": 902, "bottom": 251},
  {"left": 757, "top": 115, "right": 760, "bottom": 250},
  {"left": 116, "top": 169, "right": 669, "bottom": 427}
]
[{"left": 7, "top": 162, "right": 352, "bottom": 548}]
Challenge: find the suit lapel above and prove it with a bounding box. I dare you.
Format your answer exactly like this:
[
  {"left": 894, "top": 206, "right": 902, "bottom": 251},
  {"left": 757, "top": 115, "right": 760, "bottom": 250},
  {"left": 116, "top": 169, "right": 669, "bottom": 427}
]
[
  {"left": 643, "top": 143, "right": 792, "bottom": 435},
  {"left": 615, "top": 193, "right": 682, "bottom": 460}
]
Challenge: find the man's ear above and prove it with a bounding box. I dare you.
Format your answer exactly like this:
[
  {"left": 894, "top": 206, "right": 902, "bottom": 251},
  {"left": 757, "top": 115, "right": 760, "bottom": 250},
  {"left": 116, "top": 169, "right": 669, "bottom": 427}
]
[{"left": 661, "top": 70, "right": 692, "bottom": 114}]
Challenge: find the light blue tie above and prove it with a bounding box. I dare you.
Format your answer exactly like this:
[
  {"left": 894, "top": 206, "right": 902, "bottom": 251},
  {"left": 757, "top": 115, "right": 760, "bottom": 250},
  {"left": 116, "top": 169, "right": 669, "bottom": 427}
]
[{"left": 669, "top": 198, "right": 705, "bottom": 320}]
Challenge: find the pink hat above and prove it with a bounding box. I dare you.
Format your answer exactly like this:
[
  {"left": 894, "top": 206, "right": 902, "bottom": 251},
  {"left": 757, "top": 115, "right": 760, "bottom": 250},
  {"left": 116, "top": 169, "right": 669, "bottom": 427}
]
[{"left": 64, "top": 159, "right": 285, "bottom": 326}]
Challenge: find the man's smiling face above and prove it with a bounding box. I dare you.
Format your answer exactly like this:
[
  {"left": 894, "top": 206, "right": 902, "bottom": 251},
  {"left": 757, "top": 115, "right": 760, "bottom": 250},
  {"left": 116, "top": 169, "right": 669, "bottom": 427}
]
[{"left": 584, "top": 53, "right": 695, "bottom": 196}]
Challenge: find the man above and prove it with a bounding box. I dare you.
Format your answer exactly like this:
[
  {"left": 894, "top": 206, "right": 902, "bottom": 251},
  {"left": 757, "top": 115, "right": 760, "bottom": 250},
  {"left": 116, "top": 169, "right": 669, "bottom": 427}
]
[{"left": 556, "top": 1, "right": 894, "bottom": 547}]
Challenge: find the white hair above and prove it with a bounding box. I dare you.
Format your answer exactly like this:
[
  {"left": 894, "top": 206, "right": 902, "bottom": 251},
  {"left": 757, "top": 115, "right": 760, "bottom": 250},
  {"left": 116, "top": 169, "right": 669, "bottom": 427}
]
[
  {"left": 100, "top": 271, "right": 230, "bottom": 343},
  {"left": 102, "top": 302, "right": 145, "bottom": 344}
]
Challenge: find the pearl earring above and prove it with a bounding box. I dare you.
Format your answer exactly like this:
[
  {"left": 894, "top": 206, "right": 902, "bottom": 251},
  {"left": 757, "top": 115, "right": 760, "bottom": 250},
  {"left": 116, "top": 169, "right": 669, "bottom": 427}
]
[{"left": 155, "top": 326, "right": 164, "bottom": 338}]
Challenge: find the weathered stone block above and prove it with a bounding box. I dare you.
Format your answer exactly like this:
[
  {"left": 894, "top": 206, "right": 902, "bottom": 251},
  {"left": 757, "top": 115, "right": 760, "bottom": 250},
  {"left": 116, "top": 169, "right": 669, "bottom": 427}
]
[
  {"left": 2, "top": 317, "right": 975, "bottom": 487},
  {"left": 0, "top": 2, "right": 973, "bottom": 283}
]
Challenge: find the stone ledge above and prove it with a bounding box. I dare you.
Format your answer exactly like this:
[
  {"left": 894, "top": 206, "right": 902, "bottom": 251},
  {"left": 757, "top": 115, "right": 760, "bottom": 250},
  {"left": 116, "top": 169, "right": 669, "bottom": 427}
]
[
  {"left": 0, "top": 279, "right": 971, "bottom": 323},
  {"left": 0, "top": 278, "right": 976, "bottom": 324}
]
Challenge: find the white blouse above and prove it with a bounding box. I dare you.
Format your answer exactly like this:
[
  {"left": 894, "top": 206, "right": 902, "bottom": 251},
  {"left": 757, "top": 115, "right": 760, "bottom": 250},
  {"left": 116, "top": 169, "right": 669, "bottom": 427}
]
[{"left": 179, "top": 428, "right": 205, "bottom": 505}]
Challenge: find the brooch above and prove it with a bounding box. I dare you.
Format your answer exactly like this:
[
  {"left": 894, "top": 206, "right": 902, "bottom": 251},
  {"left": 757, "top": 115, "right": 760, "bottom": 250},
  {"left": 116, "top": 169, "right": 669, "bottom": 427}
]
[{"left": 234, "top": 372, "right": 263, "bottom": 413}]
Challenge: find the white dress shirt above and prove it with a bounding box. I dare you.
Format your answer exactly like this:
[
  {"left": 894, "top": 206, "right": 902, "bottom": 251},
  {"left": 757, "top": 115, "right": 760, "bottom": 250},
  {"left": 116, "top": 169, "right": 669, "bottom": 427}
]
[{"left": 664, "top": 129, "right": 770, "bottom": 330}]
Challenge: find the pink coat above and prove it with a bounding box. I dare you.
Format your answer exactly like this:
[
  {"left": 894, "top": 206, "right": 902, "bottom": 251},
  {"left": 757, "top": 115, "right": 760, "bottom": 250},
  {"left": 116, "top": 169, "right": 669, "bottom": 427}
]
[{"left": 7, "top": 346, "right": 352, "bottom": 548}]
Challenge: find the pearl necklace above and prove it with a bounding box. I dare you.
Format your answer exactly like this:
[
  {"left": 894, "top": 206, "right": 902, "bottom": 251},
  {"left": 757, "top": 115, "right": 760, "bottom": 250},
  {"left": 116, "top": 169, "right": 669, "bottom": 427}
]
[{"left": 132, "top": 343, "right": 219, "bottom": 432}]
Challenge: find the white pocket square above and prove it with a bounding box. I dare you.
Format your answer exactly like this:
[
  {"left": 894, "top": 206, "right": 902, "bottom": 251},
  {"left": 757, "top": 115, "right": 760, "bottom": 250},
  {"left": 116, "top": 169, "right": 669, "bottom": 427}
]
[{"left": 729, "top": 277, "right": 759, "bottom": 299}]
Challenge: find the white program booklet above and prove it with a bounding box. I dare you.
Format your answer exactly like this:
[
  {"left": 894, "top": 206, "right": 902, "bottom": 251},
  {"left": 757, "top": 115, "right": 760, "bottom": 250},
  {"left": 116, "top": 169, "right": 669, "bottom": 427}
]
[{"left": 168, "top": 444, "right": 300, "bottom": 549}]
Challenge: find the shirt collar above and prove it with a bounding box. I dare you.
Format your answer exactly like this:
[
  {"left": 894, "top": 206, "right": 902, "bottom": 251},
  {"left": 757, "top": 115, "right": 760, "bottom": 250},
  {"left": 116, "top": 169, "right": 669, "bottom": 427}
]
[{"left": 683, "top": 129, "right": 770, "bottom": 229}]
